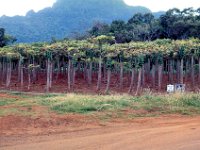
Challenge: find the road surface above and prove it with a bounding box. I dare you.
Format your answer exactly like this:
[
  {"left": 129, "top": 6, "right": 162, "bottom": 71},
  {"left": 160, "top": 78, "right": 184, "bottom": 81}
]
[{"left": 1, "top": 116, "right": 200, "bottom": 150}]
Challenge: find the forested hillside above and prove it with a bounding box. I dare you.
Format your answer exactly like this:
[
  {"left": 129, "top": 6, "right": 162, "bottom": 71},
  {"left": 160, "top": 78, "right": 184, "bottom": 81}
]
[{"left": 0, "top": 0, "right": 150, "bottom": 43}]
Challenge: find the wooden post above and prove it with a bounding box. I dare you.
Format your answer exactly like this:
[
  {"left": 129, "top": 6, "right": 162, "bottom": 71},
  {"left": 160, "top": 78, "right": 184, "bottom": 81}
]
[
  {"left": 97, "top": 55, "right": 102, "bottom": 91},
  {"left": 128, "top": 68, "right": 135, "bottom": 93},
  {"left": 135, "top": 68, "right": 142, "bottom": 96},
  {"left": 105, "top": 68, "right": 111, "bottom": 94}
]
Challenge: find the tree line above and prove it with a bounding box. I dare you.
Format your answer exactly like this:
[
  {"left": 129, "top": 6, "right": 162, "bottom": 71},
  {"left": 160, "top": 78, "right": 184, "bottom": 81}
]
[
  {"left": 88, "top": 8, "right": 200, "bottom": 43},
  {"left": 0, "top": 28, "right": 16, "bottom": 48}
]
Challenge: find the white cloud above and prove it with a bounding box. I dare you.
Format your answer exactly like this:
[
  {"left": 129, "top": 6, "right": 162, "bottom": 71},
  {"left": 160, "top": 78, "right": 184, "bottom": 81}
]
[
  {"left": 124, "top": 0, "right": 200, "bottom": 12},
  {"left": 0, "top": 0, "right": 56, "bottom": 17}
]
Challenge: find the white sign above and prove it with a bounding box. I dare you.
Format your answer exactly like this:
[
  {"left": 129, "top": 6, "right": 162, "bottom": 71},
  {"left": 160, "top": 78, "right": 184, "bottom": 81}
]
[{"left": 167, "top": 85, "right": 175, "bottom": 93}]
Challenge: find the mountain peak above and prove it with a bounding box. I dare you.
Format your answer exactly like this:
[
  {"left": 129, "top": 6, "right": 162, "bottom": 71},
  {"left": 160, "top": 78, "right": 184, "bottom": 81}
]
[{"left": 0, "top": 0, "right": 151, "bottom": 43}]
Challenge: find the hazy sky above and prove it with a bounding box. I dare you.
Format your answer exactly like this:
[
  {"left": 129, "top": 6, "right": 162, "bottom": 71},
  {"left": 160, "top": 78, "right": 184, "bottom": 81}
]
[
  {"left": 0, "top": 0, "right": 199, "bottom": 17},
  {"left": 124, "top": 0, "right": 200, "bottom": 12},
  {"left": 0, "top": 0, "right": 56, "bottom": 17}
]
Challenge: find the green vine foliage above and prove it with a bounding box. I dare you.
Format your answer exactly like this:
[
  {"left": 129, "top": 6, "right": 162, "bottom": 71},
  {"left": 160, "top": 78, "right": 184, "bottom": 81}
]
[
  {"left": 0, "top": 39, "right": 200, "bottom": 66},
  {"left": 106, "top": 57, "right": 114, "bottom": 69},
  {"left": 136, "top": 55, "right": 145, "bottom": 69},
  {"left": 45, "top": 51, "right": 53, "bottom": 60},
  {"left": 157, "top": 53, "right": 164, "bottom": 65},
  {"left": 150, "top": 53, "right": 157, "bottom": 65},
  {"left": 129, "top": 56, "right": 136, "bottom": 69},
  {"left": 194, "top": 48, "right": 200, "bottom": 59},
  {"left": 177, "top": 46, "right": 185, "bottom": 60}
]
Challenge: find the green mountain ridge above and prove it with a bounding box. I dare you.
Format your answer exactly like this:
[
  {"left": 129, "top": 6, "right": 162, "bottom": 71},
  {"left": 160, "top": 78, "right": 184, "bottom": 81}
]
[{"left": 0, "top": 0, "right": 151, "bottom": 43}]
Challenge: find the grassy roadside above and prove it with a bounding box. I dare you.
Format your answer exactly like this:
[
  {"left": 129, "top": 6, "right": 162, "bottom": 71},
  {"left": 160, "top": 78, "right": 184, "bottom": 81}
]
[{"left": 0, "top": 91, "right": 200, "bottom": 118}]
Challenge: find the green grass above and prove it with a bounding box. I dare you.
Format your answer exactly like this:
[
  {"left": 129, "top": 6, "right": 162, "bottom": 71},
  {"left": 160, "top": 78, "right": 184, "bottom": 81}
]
[
  {"left": 1, "top": 91, "right": 200, "bottom": 117},
  {"left": 36, "top": 93, "right": 200, "bottom": 115},
  {"left": 0, "top": 98, "right": 18, "bottom": 106},
  {"left": 37, "top": 94, "right": 134, "bottom": 114}
]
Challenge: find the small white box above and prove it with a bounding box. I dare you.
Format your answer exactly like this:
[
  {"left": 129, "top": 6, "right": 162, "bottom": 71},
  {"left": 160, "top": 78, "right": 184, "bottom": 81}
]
[
  {"left": 167, "top": 85, "right": 175, "bottom": 93},
  {"left": 175, "top": 84, "right": 185, "bottom": 92}
]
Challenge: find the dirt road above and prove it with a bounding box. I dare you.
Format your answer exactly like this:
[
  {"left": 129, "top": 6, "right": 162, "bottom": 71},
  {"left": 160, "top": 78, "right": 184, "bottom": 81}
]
[{"left": 1, "top": 116, "right": 200, "bottom": 150}]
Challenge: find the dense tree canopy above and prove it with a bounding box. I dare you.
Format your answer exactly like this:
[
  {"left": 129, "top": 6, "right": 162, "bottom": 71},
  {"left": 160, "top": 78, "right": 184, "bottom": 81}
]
[
  {"left": 89, "top": 8, "right": 200, "bottom": 43},
  {"left": 0, "top": 28, "right": 5, "bottom": 47},
  {"left": 0, "top": 28, "right": 16, "bottom": 47}
]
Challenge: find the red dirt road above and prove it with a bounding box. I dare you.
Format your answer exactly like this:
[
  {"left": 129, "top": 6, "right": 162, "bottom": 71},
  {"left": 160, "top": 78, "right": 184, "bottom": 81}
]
[{"left": 1, "top": 116, "right": 200, "bottom": 150}]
